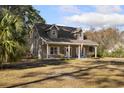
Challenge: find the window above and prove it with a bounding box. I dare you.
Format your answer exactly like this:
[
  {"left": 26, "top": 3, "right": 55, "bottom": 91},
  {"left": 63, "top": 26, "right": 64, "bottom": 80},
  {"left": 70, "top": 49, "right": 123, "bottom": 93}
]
[
  {"left": 52, "top": 30, "right": 56, "bottom": 35},
  {"left": 50, "top": 47, "right": 57, "bottom": 54},
  {"left": 77, "top": 34, "right": 80, "bottom": 39},
  {"left": 89, "top": 46, "right": 94, "bottom": 52},
  {"left": 50, "top": 30, "right": 58, "bottom": 38}
]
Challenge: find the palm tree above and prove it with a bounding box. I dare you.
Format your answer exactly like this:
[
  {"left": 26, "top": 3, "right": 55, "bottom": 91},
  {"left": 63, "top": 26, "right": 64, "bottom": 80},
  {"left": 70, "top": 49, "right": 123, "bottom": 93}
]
[
  {"left": 0, "top": 5, "right": 46, "bottom": 51},
  {"left": 0, "top": 9, "right": 27, "bottom": 64},
  {"left": 0, "top": 6, "right": 46, "bottom": 66}
]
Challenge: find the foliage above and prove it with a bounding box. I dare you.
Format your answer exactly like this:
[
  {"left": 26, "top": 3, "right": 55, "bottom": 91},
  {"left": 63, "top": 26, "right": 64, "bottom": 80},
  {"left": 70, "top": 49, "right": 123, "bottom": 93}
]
[
  {"left": 0, "top": 5, "right": 46, "bottom": 36},
  {"left": 97, "top": 48, "right": 105, "bottom": 57},
  {"left": 0, "top": 6, "right": 46, "bottom": 66},
  {"left": 110, "top": 47, "right": 124, "bottom": 57},
  {"left": 99, "top": 46, "right": 124, "bottom": 58},
  {"left": 0, "top": 9, "right": 27, "bottom": 64},
  {"left": 85, "top": 27, "right": 122, "bottom": 57},
  {"left": 85, "top": 28, "right": 120, "bottom": 51}
]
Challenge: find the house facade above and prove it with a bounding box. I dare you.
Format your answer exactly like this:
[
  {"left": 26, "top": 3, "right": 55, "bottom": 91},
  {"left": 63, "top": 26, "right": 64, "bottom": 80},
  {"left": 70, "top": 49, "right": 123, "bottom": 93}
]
[{"left": 30, "top": 23, "right": 98, "bottom": 59}]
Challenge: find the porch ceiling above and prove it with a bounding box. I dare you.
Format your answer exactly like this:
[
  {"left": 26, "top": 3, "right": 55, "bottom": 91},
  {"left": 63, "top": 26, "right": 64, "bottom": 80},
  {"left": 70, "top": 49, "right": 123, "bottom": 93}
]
[
  {"left": 47, "top": 40, "right": 98, "bottom": 46},
  {"left": 47, "top": 41, "right": 81, "bottom": 45}
]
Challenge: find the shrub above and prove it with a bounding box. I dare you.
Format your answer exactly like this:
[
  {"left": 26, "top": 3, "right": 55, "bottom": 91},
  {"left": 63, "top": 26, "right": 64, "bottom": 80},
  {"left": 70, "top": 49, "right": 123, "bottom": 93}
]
[
  {"left": 97, "top": 49, "right": 105, "bottom": 57},
  {"left": 111, "top": 47, "right": 124, "bottom": 57},
  {"left": 101, "top": 46, "right": 124, "bottom": 58}
]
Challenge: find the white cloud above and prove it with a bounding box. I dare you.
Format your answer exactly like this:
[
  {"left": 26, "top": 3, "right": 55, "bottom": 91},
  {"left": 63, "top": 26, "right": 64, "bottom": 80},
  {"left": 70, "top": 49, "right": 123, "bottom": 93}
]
[
  {"left": 95, "top": 5, "right": 122, "bottom": 14},
  {"left": 56, "top": 23, "right": 66, "bottom": 26},
  {"left": 61, "top": 5, "right": 124, "bottom": 27},
  {"left": 59, "top": 5, "right": 81, "bottom": 14},
  {"left": 65, "top": 12, "right": 124, "bottom": 26}
]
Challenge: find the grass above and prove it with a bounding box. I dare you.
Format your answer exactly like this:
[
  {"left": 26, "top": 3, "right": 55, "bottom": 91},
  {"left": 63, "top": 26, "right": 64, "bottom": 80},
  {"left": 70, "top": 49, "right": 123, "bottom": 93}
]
[
  {"left": 0, "top": 58, "right": 124, "bottom": 88},
  {"left": 64, "top": 59, "right": 81, "bottom": 62},
  {"left": 64, "top": 59, "right": 84, "bottom": 63}
]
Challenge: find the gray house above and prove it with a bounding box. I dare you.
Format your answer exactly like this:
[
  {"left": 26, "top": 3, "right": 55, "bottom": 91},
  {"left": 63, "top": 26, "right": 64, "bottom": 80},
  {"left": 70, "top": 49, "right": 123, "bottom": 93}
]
[{"left": 30, "top": 23, "right": 98, "bottom": 59}]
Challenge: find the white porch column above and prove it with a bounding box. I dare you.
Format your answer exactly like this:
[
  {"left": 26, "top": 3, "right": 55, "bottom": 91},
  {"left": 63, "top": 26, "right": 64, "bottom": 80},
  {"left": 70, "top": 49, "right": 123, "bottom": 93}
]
[
  {"left": 38, "top": 45, "right": 42, "bottom": 59},
  {"left": 57, "top": 46, "right": 60, "bottom": 55},
  {"left": 30, "top": 43, "right": 34, "bottom": 54},
  {"left": 68, "top": 45, "right": 70, "bottom": 58},
  {"left": 80, "top": 44, "right": 83, "bottom": 57},
  {"left": 46, "top": 44, "right": 49, "bottom": 59},
  {"left": 95, "top": 46, "right": 97, "bottom": 58},
  {"left": 78, "top": 45, "right": 80, "bottom": 59},
  {"left": 83, "top": 47, "right": 86, "bottom": 57}
]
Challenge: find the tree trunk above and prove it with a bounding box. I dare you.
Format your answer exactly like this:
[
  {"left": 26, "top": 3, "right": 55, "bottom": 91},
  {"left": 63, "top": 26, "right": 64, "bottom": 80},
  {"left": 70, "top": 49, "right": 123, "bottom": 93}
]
[
  {"left": 5, "top": 53, "right": 8, "bottom": 63},
  {"left": 0, "top": 61, "right": 3, "bottom": 70}
]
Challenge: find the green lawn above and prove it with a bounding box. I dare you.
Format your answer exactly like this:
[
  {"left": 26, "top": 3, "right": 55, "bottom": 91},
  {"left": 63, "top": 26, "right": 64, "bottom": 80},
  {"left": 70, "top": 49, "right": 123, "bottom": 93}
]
[{"left": 0, "top": 58, "right": 124, "bottom": 88}]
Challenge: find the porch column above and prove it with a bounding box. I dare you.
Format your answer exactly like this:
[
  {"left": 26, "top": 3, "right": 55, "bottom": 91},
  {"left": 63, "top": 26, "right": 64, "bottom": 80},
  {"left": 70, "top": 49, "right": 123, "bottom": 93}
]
[
  {"left": 80, "top": 44, "right": 83, "bottom": 57},
  {"left": 78, "top": 45, "right": 80, "bottom": 59},
  {"left": 46, "top": 44, "right": 49, "bottom": 59},
  {"left": 57, "top": 46, "right": 60, "bottom": 55},
  {"left": 38, "top": 45, "right": 42, "bottom": 59},
  {"left": 83, "top": 47, "right": 86, "bottom": 57},
  {"left": 30, "top": 43, "right": 34, "bottom": 54},
  {"left": 95, "top": 46, "right": 97, "bottom": 58},
  {"left": 68, "top": 45, "right": 70, "bottom": 58}
]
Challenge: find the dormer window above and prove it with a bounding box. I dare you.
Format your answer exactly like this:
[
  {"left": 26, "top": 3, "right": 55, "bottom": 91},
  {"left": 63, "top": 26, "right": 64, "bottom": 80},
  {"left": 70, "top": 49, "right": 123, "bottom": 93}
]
[
  {"left": 46, "top": 24, "right": 59, "bottom": 39},
  {"left": 77, "top": 33, "right": 81, "bottom": 39},
  {"left": 72, "top": 28, "right": 84, "bottom": 40},
  {"left": 49, "top": 30, "right": 58, "bottom": 38},
  {"left": 52, "top": 30, "right": 56, "bottom": 35},
  {"left": 73, "top": 31, "right": 84, "bottom": 40}
]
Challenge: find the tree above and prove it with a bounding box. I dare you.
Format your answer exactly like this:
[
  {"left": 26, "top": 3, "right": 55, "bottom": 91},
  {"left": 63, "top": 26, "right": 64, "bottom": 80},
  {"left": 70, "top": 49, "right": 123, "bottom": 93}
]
[
  {"left": 0, "top": 5, "right": 46, "bottom": 35},
  {"left": 0, "top": 9, "right": 27, "bottom": 65},
  {"left": 84, "top": 27, "right": 120, "bottom": 57},
  {"left": 0, "top": 5, "right": 45, "bottom": 66}
]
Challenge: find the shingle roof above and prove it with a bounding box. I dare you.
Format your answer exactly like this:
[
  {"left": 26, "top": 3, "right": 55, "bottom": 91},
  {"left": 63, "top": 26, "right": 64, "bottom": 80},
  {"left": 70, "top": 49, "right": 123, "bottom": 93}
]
[
  {"left": 34, "top": 23, "right": 76, "bottom": 39},
  {"left": 34, "top": 23, "right": 98, "bottom": 46}
]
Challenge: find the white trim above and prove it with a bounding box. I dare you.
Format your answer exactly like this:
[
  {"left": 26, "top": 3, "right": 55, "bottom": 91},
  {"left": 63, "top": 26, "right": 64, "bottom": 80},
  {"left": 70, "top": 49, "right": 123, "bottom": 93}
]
[
  {"left": 48, "top": 24, "right": 60, "bottom": 31},
  {"left": 47, "top": 42, "right": 81, "bottom": 45},
  {"left": 80, "top": 44, "right": 83, "bottom": 57},
  {"left": 57, "top": 47, "right": 60, "bottom": 55},
  {"left": 46, "top": 44, "right": 49, "bottom": 58},
  {"left": 47, "top": 41, "right": 98, "bottom": 46},
  {"left": 68, "top": 45, "right": 70, "bottom": 58},
  {"left": 30, "top": 43, "right": 34, "bottom": 54},
  {"left": 95, "top": 46, "right": 97, "bottom": 58},
  {"left": 38, "top": 45, "right": 42, "bottom": 59},
  {"left": 78, "top": 45, "right": 81, "bottom": 59},
  {"left": 83, "top": 47, "right": 86, "bottom": 57}
]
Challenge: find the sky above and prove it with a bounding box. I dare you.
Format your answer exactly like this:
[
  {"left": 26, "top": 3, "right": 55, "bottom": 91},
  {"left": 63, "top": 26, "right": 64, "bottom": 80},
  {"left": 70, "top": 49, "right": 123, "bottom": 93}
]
[{"left": 33, "top": 5, "right": 124, "bottom": 31}]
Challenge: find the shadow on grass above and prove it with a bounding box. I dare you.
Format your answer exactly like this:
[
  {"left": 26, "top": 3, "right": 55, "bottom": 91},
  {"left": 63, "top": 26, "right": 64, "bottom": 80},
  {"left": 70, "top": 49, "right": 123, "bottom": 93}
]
[
  {"left": 2, "top": 59, "right": 124, "bottom": 88},
  {"left": 2, "top": 59, "right": 68, "bottom": 70},
  {"left": 6, "top": 64, "right": 104, "bottom": 88},
  {"left": 2, "top": 58, "right": 124, "bottom": 70},
  {"left": 94, "top": 60, "right": 124, "bottom": 65},
  {"left": 95, "top": 78, "right": 124, "bottom": 88}
]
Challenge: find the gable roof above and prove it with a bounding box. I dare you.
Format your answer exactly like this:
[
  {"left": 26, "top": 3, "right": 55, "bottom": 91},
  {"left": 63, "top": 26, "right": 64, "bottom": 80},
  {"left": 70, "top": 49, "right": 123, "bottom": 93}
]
[
  {"left": 46, "top": 24, "right": 60, "bottom": 31},
  {"left": 34, "top": 23, "right": 77, "bottom": 39},
  {"left": 34, "top": 23, "right": 98, "bottom": 46}
]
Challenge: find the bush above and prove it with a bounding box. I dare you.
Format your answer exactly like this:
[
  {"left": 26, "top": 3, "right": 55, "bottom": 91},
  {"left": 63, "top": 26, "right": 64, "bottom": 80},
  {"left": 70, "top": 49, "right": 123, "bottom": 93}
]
[
  {"left": 101, "top": 47, "right": 124, "bottom": 58},
  {"left": 97, "top": 49, "right": 105, "bottom": 57},
  {"left": 102, "top": 50, "right": 110, "bottom": 57},
  {"left": 111, "top": 48, "right": 124, "bottom": 57}
]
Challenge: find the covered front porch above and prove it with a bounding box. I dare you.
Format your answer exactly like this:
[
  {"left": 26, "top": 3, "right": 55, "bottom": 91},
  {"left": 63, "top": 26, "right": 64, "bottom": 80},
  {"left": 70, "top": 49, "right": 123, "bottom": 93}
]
[{"left": 40, "top": 42, "right": 98, "bottom": 59}]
